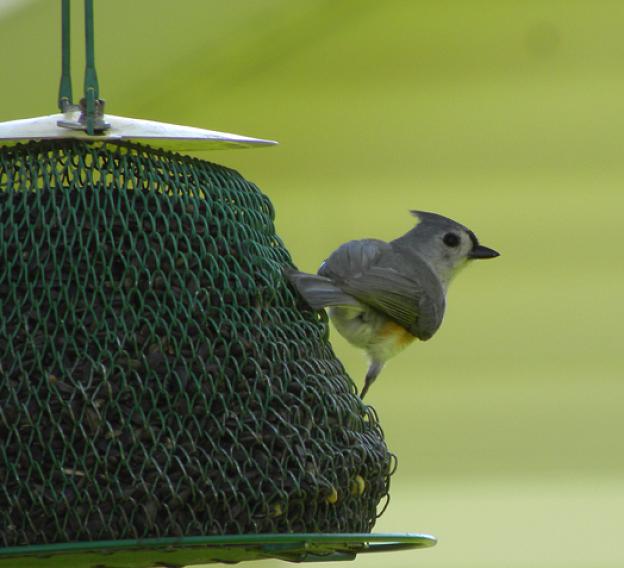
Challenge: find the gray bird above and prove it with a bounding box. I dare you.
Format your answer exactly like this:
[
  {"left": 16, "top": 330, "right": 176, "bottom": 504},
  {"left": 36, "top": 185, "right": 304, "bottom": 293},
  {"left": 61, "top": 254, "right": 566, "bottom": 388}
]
[{"left": 285, "top": 211, "right": 499, "bottom": 398}]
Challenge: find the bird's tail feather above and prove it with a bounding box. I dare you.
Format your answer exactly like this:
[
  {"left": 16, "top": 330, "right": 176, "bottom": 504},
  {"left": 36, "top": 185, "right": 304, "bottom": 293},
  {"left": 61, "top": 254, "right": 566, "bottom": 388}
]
[{"left": 284, "top": 268, "right": 360, "bottom": 310}]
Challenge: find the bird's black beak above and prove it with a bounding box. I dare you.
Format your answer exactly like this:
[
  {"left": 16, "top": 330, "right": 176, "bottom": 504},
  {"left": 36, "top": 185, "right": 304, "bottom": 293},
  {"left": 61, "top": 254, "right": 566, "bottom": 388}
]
[{"left": 469, "top": 244, "right": 500, "bottom": 259}]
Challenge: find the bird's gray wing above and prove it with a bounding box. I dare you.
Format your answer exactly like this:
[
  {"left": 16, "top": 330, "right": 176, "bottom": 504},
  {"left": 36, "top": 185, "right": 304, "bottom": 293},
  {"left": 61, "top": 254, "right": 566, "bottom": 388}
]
[{"left": 319, "top": 239, "right": 444, "bottom": 340}]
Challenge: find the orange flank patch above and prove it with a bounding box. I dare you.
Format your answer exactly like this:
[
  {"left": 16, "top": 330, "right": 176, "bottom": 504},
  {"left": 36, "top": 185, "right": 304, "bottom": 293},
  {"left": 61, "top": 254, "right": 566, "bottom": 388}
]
[{"left": 380, "top": 320, "right": 416, "bottom": 348}]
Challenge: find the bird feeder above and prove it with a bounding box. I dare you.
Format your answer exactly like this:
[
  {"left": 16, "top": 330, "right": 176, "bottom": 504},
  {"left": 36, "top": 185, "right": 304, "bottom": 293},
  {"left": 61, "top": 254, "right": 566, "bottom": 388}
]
[{"left": 0, "top": 2, "right": 436, "bottom": 565}]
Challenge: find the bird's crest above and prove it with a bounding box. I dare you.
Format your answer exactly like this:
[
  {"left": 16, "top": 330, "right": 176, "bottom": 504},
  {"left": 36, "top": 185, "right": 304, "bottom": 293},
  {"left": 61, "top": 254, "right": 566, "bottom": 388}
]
[{"left": 409, "top": 210, "right": 468, "bottom": 232}]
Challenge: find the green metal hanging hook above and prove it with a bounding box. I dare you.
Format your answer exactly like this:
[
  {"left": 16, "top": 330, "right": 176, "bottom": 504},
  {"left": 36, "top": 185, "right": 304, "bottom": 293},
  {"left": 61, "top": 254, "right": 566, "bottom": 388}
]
[
  {"left": 57, "top": 0, "right": 73, "bottom": 111},
  {"left": 57, "top": 0, "right": 110, "bottom": 134},
  {"left": 83, "top": 0, "right": 100, "bottom": 134}
]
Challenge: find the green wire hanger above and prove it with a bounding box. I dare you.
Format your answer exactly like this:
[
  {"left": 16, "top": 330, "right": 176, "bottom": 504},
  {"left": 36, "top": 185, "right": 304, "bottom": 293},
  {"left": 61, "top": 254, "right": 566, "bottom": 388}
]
[{"left": 57, "top": 0, "right": 110, "bottom": 134}]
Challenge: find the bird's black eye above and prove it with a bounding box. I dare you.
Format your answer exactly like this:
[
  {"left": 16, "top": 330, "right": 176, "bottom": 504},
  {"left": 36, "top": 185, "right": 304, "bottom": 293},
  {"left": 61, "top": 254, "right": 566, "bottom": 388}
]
[{"left": 443, "top": 232, "right": 461, "bottom": 247}]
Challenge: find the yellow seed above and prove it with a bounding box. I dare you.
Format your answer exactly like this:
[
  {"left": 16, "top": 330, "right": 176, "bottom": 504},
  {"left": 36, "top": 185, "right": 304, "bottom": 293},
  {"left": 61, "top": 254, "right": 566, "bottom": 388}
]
[
  {"left": 350, "top": 475, "right": 366, "bottom": 496},
  {"left": 325, "top": 487, "right": 339, "bottom": 505}
]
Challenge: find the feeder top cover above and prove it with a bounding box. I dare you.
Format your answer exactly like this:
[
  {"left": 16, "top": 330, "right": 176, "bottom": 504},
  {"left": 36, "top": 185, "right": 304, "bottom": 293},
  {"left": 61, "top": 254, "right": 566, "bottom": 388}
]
[{"left": 0, "top": 110, "right": 277, "bottom": 152}]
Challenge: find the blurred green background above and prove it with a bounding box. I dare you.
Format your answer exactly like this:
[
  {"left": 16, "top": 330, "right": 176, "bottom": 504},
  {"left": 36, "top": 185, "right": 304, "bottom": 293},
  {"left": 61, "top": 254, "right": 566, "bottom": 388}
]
[{"left": 2, "top": 1, "right": 623, "bottom": 566}]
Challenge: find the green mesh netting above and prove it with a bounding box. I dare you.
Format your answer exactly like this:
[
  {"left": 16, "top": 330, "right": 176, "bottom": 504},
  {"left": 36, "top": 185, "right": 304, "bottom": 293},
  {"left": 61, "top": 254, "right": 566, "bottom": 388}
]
[{"left": 0, "top": 140, "right": 394, "bottom": 547}]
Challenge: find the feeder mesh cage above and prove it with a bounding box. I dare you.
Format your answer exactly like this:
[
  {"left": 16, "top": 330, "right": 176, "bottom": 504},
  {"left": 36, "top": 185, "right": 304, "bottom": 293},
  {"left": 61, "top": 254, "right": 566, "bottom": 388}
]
[{"left": 0, "top": 140, "right": 394, "bottom": 547}]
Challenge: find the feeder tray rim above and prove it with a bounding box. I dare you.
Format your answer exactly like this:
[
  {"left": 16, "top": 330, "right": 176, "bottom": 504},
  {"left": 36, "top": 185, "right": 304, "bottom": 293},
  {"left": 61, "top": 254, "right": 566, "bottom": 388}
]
[
  {"left": 0, "top": 533, "right": 436, "bottom": 565},
  {"left": 0, "top": 111, "right": 278, "bottom": 152}
]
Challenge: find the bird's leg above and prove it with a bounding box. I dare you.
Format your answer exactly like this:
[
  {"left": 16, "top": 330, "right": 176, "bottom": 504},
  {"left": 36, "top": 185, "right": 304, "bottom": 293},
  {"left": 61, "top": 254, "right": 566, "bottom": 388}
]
[{"left": 360, "top": 360, "right": 384, "bottom": 399}]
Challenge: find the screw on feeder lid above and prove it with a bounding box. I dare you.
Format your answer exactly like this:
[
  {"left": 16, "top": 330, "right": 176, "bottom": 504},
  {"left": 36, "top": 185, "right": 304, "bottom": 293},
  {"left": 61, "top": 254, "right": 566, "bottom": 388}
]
[{"left": 57, "top": 97, "right": 111, "bottom": 133}]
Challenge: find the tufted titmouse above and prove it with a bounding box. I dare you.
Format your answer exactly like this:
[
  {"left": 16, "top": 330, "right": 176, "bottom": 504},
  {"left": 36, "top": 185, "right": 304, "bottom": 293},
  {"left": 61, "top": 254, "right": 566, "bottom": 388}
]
[{"left": 286, "top": 211, "right": 499, "bottom": 398}]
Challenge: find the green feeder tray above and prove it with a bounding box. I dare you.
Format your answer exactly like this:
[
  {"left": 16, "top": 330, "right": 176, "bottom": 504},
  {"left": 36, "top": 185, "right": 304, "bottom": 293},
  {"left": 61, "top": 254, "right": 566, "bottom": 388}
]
[
  {"left": 0, "top": 0, "right": 436, "bottom": 564},
  {"left": 0, "top": 533, "right": 437, "bottom": 566}
]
